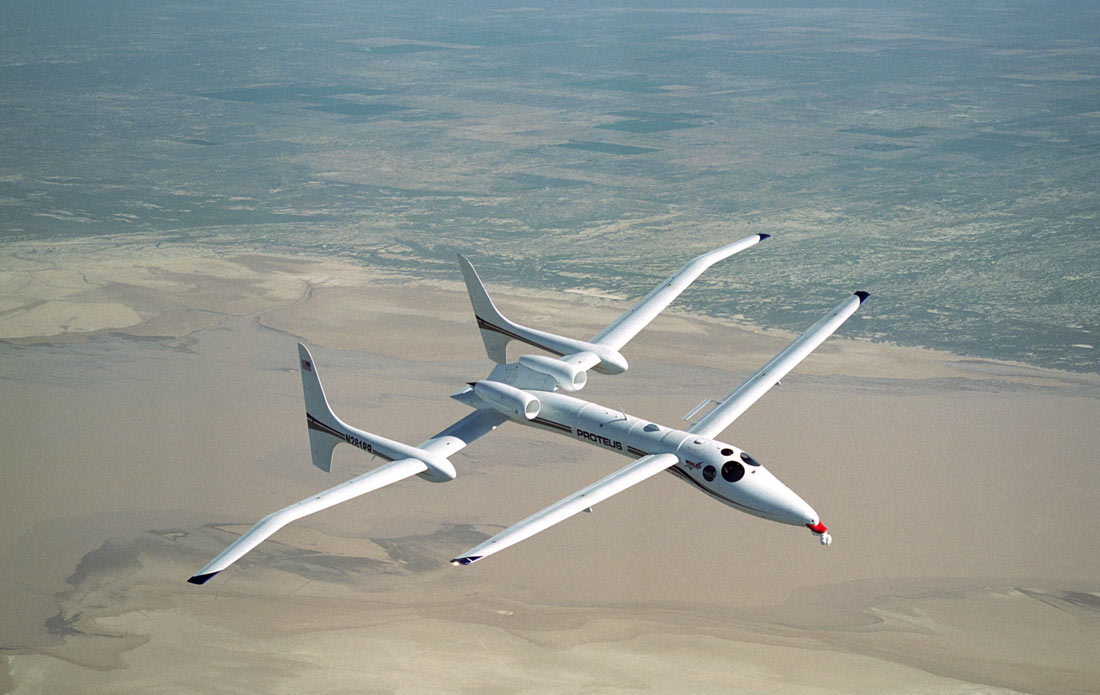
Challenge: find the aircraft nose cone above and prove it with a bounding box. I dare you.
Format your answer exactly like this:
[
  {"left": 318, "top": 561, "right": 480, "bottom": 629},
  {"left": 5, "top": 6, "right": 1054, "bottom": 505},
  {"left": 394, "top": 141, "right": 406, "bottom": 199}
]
[
  {"left": 754, "top": 470, "right": 819, "bottom": 526},
  {"left": 781, "top": 493, "right": 819, "bottom": 527}
]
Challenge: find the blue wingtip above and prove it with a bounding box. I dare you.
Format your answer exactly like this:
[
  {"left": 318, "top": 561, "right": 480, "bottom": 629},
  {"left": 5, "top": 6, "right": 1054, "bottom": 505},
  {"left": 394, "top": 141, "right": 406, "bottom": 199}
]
[
  {"left": 450, "top": 556, "right": 482, "bottom": 566},
  {"left": 187, "top": 572, "right": 219, "bottom": 585},
  {"left": 854, "top": 291, "right": 870, "bottom": 304},
  {"left": 758, "top": 233, "right": 771, "bottom": 241}
]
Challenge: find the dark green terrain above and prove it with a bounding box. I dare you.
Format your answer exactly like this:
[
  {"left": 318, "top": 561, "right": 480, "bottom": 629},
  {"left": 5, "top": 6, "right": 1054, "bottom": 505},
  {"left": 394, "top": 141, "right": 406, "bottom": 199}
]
[{"left": 2, "top": 1, "right": 1098, "bottom": 370}]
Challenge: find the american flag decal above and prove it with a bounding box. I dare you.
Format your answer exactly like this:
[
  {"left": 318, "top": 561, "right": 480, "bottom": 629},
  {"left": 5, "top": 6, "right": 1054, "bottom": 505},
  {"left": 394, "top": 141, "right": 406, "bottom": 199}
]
[{"left": 301, "top": 359, "right": 312, "bottom": 371}]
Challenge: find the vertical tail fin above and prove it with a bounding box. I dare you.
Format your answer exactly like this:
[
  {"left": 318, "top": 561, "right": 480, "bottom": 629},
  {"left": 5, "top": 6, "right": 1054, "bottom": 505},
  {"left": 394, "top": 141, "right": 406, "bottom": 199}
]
[
  {"left": 298, "top": 342, "right": 342, "bottom": 472},
  {"left": 455, "top": 254, "right": 629, "bottom": 374},
  {"left": 296, "top": 342, "right": 457, "bottom": 481},
  {"left": 457, "top": 254, "right": 513, "bottom": 363}
]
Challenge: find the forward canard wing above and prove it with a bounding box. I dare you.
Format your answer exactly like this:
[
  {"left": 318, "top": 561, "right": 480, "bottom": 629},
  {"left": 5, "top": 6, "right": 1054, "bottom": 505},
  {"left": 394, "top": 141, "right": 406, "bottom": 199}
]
[
  {"left": 451, "top": 453, "right": 679, "bottom": 565},
  {"left": 458, "top": 234, "right": 767, "bottom": 380},
  {"left": 688, "top": 292, "right": 869, "bottom": 440}
]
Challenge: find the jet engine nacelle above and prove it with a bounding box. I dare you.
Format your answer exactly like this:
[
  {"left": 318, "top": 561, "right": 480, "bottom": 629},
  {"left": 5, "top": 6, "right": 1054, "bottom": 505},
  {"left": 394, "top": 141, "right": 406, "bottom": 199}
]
[
  {"left": 519, "top": 354, "right": 588, "bottom": 391},
  {"left": 472, "top": 380, "right": 541, "bottom": 420}
]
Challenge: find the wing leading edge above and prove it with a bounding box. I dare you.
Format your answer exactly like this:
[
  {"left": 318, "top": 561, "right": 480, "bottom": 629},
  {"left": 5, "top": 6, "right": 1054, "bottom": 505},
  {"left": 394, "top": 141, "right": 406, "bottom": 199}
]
[
  {"left": 688, "top": 291, "right": 869, "bottom": 440},
  {"left": 451, "top": 452, "right": 679, "bottom": 565},
  {"left": 590, "top": 234, "right": 768, "bottom": 351},
  {"left": 188, "top": 407, "right": 507, "bottom": 585},
  {"left": 188, "top": 457, "right": 429, "bottom": 584},
  {"left": 458, "top": 234, "right": 767, "bottom": 377}
]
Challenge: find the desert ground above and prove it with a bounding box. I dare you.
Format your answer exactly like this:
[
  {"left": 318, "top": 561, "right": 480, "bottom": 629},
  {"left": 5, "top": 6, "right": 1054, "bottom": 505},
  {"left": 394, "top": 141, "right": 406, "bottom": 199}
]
[{"left": 2, "top": 237, "right": 1099, "bottom": 694}]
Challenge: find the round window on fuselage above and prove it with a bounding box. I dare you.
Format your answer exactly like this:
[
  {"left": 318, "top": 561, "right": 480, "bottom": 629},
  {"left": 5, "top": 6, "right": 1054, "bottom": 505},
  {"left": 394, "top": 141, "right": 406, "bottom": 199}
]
[
  {"left": 721, "top": 460, "right": 744, "bottom": 483},
  {"left": 702, "top": 465, "right": 716, "bottom": 482}
]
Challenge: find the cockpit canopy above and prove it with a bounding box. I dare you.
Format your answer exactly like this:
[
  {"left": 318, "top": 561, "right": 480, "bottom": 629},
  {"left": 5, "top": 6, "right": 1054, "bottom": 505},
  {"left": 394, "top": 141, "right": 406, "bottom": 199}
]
[{"left": 701, "top": 445, "right": 762, "bottom": 484}]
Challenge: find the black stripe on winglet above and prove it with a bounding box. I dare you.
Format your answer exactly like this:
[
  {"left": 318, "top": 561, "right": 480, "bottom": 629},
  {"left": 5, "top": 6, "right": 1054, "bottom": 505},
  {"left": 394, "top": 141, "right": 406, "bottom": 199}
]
[
  {"left": 854, "top": 291, "right": 870, "bottom": 304},
  {"left": 450, "top": 556, "right": 481, "bottom": 566},
  {"left": 758, "top": 233, "right": 771, "bottom": 241},
  {"left": 187, "top": 572, "right": 218, "bottom": 585}
]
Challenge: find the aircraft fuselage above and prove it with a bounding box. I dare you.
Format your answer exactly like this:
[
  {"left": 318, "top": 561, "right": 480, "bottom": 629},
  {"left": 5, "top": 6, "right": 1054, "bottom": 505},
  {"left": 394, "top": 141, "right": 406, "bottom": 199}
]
[{"left": 518, "top": 390, "right": 821, "bottom": 529}]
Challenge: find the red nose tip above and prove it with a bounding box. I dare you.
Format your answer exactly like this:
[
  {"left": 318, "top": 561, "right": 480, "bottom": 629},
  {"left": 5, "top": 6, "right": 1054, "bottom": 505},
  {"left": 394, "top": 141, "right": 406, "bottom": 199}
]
[{"left": 807, "top": 521, "right": 827, "bottom": 534}]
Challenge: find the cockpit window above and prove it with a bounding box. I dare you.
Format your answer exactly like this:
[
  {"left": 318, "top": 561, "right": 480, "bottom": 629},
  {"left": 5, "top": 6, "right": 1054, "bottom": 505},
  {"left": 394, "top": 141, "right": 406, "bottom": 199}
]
[
  {"left": 643, "top": 423, "right": 660, "bottom": 433},
  {"left": 720, "top": 448, "right": 733, "bottom": 456},
  {"left": 721, "top": 461, "right": 745, "bottom": 483},
  {"left": 740, "top": 452, "right": 761, "bottom": 467}
]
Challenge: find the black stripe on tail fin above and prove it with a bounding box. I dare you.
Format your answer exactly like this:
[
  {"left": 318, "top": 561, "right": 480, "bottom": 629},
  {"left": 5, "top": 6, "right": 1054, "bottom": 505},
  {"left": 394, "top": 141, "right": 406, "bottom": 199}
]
[{"left": 298, "top": 342, "right": 344, "bottom": 472}]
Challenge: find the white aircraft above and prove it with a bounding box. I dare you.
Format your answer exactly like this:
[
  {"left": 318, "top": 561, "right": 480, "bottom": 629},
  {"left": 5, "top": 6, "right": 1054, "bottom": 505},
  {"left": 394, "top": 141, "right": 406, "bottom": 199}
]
[{"left": 189, "top": 235, "right": 867, "bottom": 584}]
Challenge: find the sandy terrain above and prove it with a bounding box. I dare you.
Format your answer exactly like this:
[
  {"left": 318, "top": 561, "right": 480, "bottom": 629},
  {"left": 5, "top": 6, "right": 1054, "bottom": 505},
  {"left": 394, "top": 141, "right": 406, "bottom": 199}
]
[{"left": 2, "top": 237, "right": 1099, "bottom": 694}]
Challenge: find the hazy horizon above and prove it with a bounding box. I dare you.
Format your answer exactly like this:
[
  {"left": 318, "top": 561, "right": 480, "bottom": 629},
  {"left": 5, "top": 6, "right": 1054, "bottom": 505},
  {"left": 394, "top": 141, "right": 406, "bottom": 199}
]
[
  {"left": 4, "top": 5, "right": 1100, "bottom": 692},
  {"left": 3, "top": 1, "right": 1099, "bottom": 370}
]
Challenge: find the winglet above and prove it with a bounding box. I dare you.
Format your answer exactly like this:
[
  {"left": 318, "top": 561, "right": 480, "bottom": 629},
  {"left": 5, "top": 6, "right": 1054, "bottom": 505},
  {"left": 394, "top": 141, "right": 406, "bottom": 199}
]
[
  {"left": 758, "top": 233, "right": 771, "bottom": 241},
  {"left": 854, "top": 290, "right": 870, "bottom": 304},
  {"left": 450, "top": 556, "right": 481, "bottom": 566},
  {"left": 187, "top": 572, "right": 219, "bottom": 585}
]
